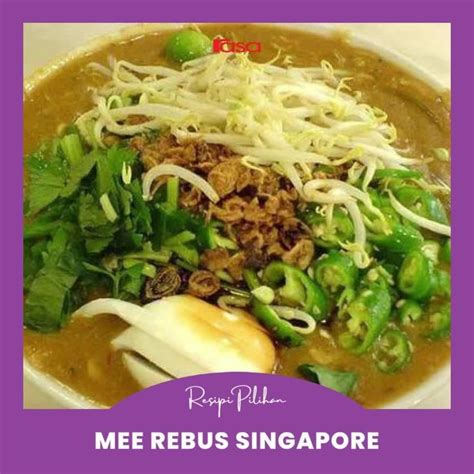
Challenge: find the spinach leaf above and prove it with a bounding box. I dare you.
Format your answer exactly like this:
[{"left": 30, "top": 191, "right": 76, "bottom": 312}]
[{"left": 298, "top": 364, "right": 358, "bottom": 396}]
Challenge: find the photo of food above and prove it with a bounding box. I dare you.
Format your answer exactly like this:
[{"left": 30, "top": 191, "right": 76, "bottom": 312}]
[{"left": 23, "top": 23, "right": 451, "bottom": 409}]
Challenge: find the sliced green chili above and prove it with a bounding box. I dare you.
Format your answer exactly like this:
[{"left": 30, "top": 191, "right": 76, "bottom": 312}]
[
  {"left": 302, "top": 207, "right": 354, "bottom": 249},
  {"left": 338, "top": 280, "right": 391, "bottom": 354},
  {"left": 397, "top": 249, "right": 436, "bottom": 301},
  {"left": 440, "top": 239, "right": 451, "bottom": 264},
  {"left": 364, "top": 192, "right": 423, "bottom": 254},
  {"left": 434, "top": 270, "right": 450, "bottom": 298},
  {"left": 373, "top": 328, "right": 412, "bottom": 373},
  {"left": 262, "top": 261, "right": 328, "bottom": 320},
  {"left": 370, "top": 223, "right": 423, "bottom": 254},
  {"left": 425, "top": 302, "right": 451, "bottom": 340},
  {"left": 394, "top": 186, "right": 449, "bottom": 225},
  {"left": 398, "top": 300, "right": 423, "bottom": 325},
  {"left": 313, "top": 250, "right": 359, "bottom": 294},
  {"left": 373, "top": 169, "right": 423, "bottom": 180},
  {"left": 421, "top": 240, "right": 441, "bottom": 264},
  {"left": 243, "top": 269, "right": 304, "bottom": 347}
]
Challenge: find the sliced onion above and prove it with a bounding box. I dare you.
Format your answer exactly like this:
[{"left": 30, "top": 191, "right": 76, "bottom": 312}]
[
  {"left": 271, "top": 306, "right": 316, "bottom": 335},
  {"left": 388, "top": 191, "right": 451, "bottom": 237},
  {"left": 142, "top": 164, "right": 220, "bottom": 203}
]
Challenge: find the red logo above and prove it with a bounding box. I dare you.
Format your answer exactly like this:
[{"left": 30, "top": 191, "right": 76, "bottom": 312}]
[{"left": 212, "top": 38, "right": 262, "bottom": 53}]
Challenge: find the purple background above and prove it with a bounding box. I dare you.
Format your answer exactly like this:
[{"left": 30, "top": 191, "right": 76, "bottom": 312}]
[{"left": 1, "top": 0, "right": 474, "bottom": 472}]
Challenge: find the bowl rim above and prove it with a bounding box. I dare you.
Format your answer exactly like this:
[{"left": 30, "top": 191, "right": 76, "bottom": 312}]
[{"left": 23, "top": 22, "right": 451, "bottom": 410}]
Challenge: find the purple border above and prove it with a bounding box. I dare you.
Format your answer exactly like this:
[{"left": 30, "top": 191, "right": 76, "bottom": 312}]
[{"left": 2, "top": 0, "right": 474, "bottom": 472}]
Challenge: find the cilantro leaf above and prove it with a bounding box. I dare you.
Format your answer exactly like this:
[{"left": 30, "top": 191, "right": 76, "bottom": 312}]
[
  {"left": 24, "top": 227, "right": 83, "bottom": 332},
  {"left": 83, "top": 261, "right": 145, "bottom": 299},
  {"left": 24, "top": 240, "right": 48, "bottom": 290},
  {"left": 96, "top": 145, "right": 138, "bottom": 197},
  {"left": 62, "top": 149, "right": 98, "bottom": 197},
  {"left": 24, "top": 267, "right": 78, "bottom": 332},
  {"left": 128, "top": 179, "right": 152, "bottom": 234},
  {"left": 119, "top": 263, "right": 145, "bottom": 298},
  {"left": 78, "top": 193, "right": 118, "bottom": 253},
  {"left": 26, "top": 149, "right": 67, "bottom": 216},
  {"left": 26, "top": 134, "right": 98, "bottom": 215},
  {"left": 96, "top": 152, "right": 115, "bottom": 197},
  {"left": 107, "top": 145, "right": 137, "bottom": 174}
]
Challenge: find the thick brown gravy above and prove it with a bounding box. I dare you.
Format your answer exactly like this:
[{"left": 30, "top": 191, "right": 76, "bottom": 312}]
[
  {"left": 25, "top": 316, "right": 141, "bottom": 407},
  {"left": 24, "top": 24, "right": 450, "bottom": 408}
]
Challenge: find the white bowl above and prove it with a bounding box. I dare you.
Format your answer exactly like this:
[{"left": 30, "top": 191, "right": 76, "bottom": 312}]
[{"left": 23, "top": 22, "right": 451, "bottom": 409}]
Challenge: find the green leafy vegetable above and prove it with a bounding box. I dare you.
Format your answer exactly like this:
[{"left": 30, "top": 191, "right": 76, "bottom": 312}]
[
  {"left": 25, "top": 148, "right": 68, "bottom": 215},
  {"left": 124, "top": 241, "right": 171, "bottom": 263},
  {"left": 24, "top": 240, "right": 48, "bottom": 290},
  {"left": 107, "top": 145, "right": 137, "bottom": 175},
  {"left": 60, "top": 133, "right": 84, "bottom": 166},
  {"left": 83, "top": 260, "right": 148, "bottom": 299},
  {"left": 62, "top": 149, "right": 97, "bottom": 197},
  {"left": 78, "top": 194, "right": 119, "bottom": 253},
  {"left": 298, "top": 364, "right": 358, "bottom": 395},
  {"left": 25, "top": 134, "right": 99, "bottom": 215},
  {"left": 24, "top": 227, "right": 83, "bottom": 332}
]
